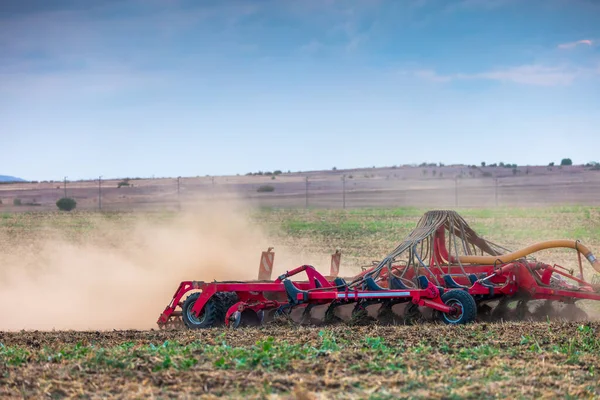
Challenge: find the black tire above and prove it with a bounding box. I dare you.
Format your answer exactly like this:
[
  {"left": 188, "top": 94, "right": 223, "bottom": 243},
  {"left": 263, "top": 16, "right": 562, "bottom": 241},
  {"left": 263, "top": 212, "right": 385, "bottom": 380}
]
[
  {"left": 440, "top": 290, "right": 477, "bottom": 325},
  {"left": 213, "top": 292, "right": 239, "bottom": 326},
  {"left": 181, "top": 293, "right": 218, "bottom": 329}
]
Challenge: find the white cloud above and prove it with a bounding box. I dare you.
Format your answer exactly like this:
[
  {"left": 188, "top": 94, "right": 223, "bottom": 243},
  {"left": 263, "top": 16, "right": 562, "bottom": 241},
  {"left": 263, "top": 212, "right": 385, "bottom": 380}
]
[
  {"left": 299, "top": 40, "right": 325, "bottom": 54},
  {"left": 468, "top": 65, "right": 577, "bottom": 86},
  {"left": 413, "top": 69, "right": 452, "bottom": 83},
  {"left": 557, "top": 39, "right": 593, "bottom": 50},
  {"left": 411, "top": 64, "right": 585, "bottom": 86}
]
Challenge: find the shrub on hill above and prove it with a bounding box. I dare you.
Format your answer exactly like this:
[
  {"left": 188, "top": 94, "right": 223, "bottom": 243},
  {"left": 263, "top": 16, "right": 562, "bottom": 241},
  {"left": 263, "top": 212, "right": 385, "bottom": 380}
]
[
  {"left": 560, "top": 158, "right": 573, "bottom": 166},
  {"left": 257, "top": 185, "right": 275, "bottom": 193},
  {"left": 56, "top": 197, "right": 77, "bottom": 212}
]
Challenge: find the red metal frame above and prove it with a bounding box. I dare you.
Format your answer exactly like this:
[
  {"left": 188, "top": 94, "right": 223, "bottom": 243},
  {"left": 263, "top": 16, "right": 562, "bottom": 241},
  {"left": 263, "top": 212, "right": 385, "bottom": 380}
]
[{"left": 157, "top": 226, "right": 600, "bottom": 328}]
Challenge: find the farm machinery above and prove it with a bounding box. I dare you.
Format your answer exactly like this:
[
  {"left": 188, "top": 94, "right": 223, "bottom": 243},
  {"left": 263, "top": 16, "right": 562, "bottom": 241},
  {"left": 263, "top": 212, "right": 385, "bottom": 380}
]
[{"left": 157, "top": 210, "right": 600, "bottom": 329}]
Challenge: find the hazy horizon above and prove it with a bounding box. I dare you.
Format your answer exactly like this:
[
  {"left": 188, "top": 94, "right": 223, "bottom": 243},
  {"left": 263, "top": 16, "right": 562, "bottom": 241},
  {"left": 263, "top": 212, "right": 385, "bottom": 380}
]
[{"left": 2, "top": 0, "right": 599, "bottom": 181}]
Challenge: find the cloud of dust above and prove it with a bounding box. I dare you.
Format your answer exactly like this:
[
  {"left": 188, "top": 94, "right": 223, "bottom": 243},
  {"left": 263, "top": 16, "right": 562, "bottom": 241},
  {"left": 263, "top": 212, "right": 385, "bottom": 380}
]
[{"left": 0, "top": 201, "right": 332, "bottom": 331}]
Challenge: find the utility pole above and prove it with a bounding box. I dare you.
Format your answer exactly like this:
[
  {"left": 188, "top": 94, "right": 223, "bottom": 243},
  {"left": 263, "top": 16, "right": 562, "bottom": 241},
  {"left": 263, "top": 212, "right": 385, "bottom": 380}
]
[
  {"left": 64, "top": 176, "right": 68, "bottom": 198},
  {"left": 177, "top": 176, "right": 181, "bottom": 211},
  {"left": 342, "top": 175, "right": 346, "bottom": 209},
  {"left": 454, "top": 176, "right": 458, "bottom": 208},
  {"left": 305, "top": 176, "right": 309, "bottom": 209},
  {"left": 495, "top": 178, "right": 499, "bottom": 207},
  {"left": 98, "top": 176, "right": 102, "bottom": 211}
]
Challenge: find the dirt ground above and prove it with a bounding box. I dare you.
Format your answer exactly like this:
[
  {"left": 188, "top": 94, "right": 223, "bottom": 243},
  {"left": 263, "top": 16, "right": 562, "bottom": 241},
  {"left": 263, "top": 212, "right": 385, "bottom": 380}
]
[
  {"left": 1, "top": 204, "right": 600, "bottom": 398},
  {"left": 1, "top": 322, "right": 599, "bottom": 399}
]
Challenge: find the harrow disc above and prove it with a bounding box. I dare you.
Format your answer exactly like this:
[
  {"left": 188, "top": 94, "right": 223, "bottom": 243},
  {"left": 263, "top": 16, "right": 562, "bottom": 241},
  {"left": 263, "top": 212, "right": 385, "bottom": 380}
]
[
  {"left": 349, "top": 302, "right": 377, "bottom": 326},
  {"left": 158, "top": 318, "right": 185, "bottom": 330},
  {"left": 229, "top": 309, "right": 264, "bottom": 329},
  {"left": 375, "top": 301, "right": 402, "bottom": 325}
]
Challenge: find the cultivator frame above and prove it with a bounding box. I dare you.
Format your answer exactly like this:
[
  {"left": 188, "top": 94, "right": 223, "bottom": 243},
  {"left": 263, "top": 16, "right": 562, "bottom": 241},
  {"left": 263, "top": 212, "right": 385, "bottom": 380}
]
[{"left": 158, "top": 211, "right": 600, "bottom": 329}]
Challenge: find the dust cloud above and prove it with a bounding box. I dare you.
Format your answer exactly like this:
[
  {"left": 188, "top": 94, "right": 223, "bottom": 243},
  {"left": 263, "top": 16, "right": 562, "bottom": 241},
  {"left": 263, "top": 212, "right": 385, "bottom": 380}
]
[{"left": 0, "top": 202, "right": 331, "bottom": 331}]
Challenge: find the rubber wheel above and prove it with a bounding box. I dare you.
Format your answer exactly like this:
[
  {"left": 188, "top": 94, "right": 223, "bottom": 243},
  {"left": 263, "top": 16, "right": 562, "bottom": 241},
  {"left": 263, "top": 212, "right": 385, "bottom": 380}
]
[
  {"left": 213, "top": 292, "right": 239, "bottom": 326},
  {"left": 181, "top": 293, "right": 218, "bottom": 329},
  {"left": 440, "top": 290, "right": 477, "bottom": 325}
]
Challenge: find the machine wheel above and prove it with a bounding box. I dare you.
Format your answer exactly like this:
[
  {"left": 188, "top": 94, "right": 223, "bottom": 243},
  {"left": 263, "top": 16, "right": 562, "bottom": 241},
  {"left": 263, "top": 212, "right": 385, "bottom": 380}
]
[
  {"left": 214, "top": 292, "right": 239, "bottom": 325},
  {"left": 440, "top": 290, "right": 477, "bottom": 325},
  {"left": 182, "top": 293, "right": 218, "bottom": 329}
]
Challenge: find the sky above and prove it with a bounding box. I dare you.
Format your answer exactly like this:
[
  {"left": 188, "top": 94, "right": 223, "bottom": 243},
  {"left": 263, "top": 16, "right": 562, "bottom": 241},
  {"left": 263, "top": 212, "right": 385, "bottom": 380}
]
[{"left": 1, "top": 0, "right": 599, "bottom": 181}]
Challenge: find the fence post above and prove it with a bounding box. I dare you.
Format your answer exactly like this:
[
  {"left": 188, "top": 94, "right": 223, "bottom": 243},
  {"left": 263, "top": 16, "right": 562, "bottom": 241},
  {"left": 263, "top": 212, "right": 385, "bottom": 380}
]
[
  {"left": 98, "top": 176, "right": 102, "bottom": 210},
  {"left": 495, "top": 178, "right": 498, "bottom": 207},
  {"left": 342, "top": 175, "right": 346, "bottom": 209},
  {"left": 177, "top": 176, "right": 181, "bottom": 211},
  {"left": 305, "top": 176, "right": 309, "bottom": 209},
  {"left": 454, "top": 176, "right": 458, "bottom": 207}
]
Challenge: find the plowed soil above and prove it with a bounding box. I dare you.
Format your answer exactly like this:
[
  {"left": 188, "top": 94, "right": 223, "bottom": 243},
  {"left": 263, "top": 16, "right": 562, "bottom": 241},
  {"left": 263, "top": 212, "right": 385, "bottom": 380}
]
[{"left": 1, "top": 322, "right": 599, "bottom": 399}]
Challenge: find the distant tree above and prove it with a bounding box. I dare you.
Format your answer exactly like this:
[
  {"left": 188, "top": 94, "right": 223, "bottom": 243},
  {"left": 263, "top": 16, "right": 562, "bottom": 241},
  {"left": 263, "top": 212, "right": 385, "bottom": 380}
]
[
  {"left": 13, "top": 198, "right": 22, "bottom": 206},
  {"left": 273, "top": 170, "right": 282, "bottom": 175},
  {"left": 56, "top": 197, "right": 77, "bottom": 212},
  {"left": 332, "top": 167, "right": 337, "bottom": 171},
  {"left": 499, "top": 162, "right": 505, "bottom": 167},
  {"left": 481, "top": 162, "right": 486, "bottom": 167},
  {"left": 257, "top": 185, "right": 275, "bottom": 193},
  {"left": 548, "top": 162, "right": 555, "bottom": 167},
  {"left": 560, "top": 158, "right": 573, "bottom": 166}
]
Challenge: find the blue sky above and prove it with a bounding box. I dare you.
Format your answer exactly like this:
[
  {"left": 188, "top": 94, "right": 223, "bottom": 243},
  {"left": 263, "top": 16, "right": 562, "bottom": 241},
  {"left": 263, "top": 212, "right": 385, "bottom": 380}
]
[{"left": 1, "top": 0, "right": 599, "bottom": 180}]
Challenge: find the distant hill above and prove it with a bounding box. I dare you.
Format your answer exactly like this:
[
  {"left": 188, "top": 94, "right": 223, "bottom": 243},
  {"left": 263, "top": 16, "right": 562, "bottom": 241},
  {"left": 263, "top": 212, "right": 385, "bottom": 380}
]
[{"left": 0, "top": 175, "right": 25, "bottom": 182}]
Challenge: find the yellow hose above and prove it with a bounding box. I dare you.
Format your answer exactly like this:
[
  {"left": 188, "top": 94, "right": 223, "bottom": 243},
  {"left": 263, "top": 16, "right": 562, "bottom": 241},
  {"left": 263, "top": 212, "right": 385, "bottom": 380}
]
[{"left": 458, "top": 240, "right": 600, "bottom": 273}]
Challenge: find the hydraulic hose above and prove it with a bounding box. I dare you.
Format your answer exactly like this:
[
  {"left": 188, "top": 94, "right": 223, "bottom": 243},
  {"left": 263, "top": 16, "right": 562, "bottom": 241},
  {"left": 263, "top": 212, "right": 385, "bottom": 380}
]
[{"left": 457, "top": 240, "right": 600, "bottom": 273}]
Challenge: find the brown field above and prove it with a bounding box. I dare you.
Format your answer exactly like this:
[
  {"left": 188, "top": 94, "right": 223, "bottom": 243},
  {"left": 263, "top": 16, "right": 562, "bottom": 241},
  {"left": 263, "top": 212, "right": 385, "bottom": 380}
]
[
  {"left": 1, "top": 186, "right": 600, "bottom": 398},
  {"left": 1, "top": 322, "right": 599, "bottom": 399},
  {"left": 2, "top": 164, "right": 600, "bottom": 212}
]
